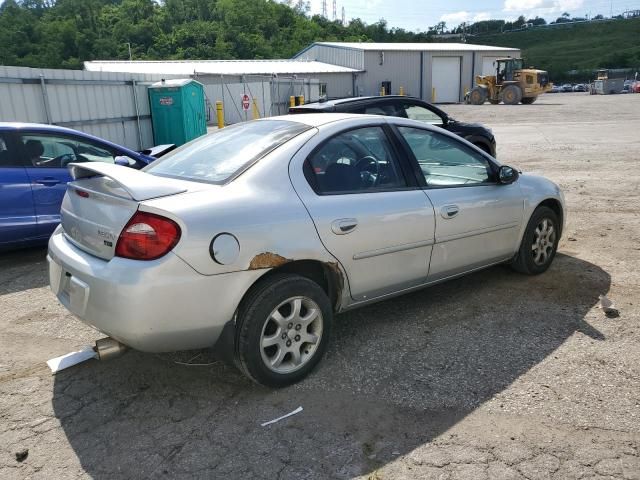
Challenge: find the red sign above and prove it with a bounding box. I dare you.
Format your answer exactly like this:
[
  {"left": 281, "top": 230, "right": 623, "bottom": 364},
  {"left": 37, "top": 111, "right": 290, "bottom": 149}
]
[
  {"left": 241, "top": 94, "right": 250, "bottom": 111},
  {"left": 159, "top": 97, "right": 173, "bottom": 106}
]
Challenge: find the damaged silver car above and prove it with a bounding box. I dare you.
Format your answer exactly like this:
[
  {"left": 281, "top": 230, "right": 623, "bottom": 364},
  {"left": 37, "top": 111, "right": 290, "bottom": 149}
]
[{"left": 48, "top": 113, "right": 565, "bottom": 387}]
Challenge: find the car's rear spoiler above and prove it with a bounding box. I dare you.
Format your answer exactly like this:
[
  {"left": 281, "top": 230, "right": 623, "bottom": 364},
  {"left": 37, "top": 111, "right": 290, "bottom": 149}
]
[
  {"left": 67, "top": 162, "right": 187, "bottom": 201},
  {"left": 139, "top": 144, "right": 176, "bottom": 158}
]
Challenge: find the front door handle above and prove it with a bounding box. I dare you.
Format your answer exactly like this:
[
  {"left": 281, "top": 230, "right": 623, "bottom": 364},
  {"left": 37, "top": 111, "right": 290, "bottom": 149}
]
[
  {"left": 331, "top": 218, "right": 358, "bottom": 235},
  {"left": 34, "top": 177, "right": 61, "bottom": 186},
  {"left": 441, "top": 205, "right": 459, "bottom": 219}
]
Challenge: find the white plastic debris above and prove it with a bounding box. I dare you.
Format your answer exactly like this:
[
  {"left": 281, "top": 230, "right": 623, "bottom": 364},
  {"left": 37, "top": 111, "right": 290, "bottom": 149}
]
[
  {"left": 598, "top": 295, "right": 619, "bottom": 318},
  {"left": 46, "top": 346, "right": 98, "bottom": 374},
  {"left": 261, "top": 406, "right": 303, "bottom": 427}
]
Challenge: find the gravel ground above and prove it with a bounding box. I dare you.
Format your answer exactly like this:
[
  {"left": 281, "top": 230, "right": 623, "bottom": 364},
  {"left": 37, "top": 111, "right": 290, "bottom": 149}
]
[{"left": 1, "top": 92, "right": 639, "bottom": 479}]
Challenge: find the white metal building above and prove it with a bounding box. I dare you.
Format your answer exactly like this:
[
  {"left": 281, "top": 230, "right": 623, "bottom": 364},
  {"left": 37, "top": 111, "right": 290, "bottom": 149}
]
[
  {"left": 293, "top": 42, "right": 521, "bottom": 103},
  {"left": 84, "top": 59, "right": 361, "bottom": 100}
]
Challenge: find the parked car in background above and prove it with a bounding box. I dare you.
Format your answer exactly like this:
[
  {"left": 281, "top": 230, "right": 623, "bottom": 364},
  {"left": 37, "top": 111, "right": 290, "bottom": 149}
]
[
  {"left": 621, "top": 80, "right": 640, "bottom": 94},
  {"left": 289, "top": 96, "right": 497, "bottom": 157},
  {"left": 48, "top": 114, "right": 565, "bottom": 387},
  {"left": 573, "top": 84, "right": 587, "bottom": 92},
  {"left": 0, "top": 123, "right": 169, "bottom": 251},
  {"left": 562, "top": 84, "right": 574, "bottom": 92},
  {"left": 550, "top": 85, "right": 562, "bottom": 93}
]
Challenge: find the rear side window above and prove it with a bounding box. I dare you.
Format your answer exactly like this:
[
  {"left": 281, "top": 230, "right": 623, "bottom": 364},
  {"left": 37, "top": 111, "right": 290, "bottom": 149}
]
[
  {"left": 145, "top": 120, "right": 309, "bottom": 184},
  {"left": 0, "top": 133, "right": 20, "bottom": 167}
]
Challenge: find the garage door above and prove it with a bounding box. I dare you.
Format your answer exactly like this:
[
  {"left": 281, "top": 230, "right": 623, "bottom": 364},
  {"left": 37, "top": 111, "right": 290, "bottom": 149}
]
[
  {"left": 482, "top": 57, "right": 498, "bottom": 76},
  {"left": 431, "top": 56, "right": 461, "bottom": 103}
]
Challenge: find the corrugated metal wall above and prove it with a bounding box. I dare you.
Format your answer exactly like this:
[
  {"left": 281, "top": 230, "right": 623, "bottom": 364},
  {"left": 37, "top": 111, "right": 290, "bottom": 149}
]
[
  {"left": 0, "top": 66, "right": 184, "bottom": 150},
  {"left": 294, "top": 44, "right": 364, "bottom": 70},
  {"left": 360, "top": 51, "right": 422, "bottom": 97},
  {"left": 314, "top": 73, "right": 355, "bottom": 98}
]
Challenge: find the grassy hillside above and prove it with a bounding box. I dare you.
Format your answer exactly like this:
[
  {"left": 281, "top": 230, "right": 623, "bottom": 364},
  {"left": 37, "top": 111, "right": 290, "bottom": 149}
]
[{"left": 473, "top": 18, "right": 640, "bottom": 81}]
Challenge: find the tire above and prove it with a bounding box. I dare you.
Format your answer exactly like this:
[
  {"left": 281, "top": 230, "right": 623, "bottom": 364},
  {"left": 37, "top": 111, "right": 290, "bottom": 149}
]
[
  {"left": 521, "top": 96, "right": 537, "bottom": 104},
  {"left": 511, "top": 206, "right": 560, "bottom": 275},
  {"left": 468, "top": 87, "right": 487, "bottom": 105},
  {"left": 235, "top": 274, "right": 332, "bottom": 388},
  {"left": 502, "top": 85, "right": 522, "bottom": 105}
]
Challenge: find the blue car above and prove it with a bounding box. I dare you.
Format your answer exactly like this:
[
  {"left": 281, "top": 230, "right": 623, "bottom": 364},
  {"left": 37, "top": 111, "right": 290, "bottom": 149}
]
[{"left": 0, "top": 123, "right": 163, "bottom": 250}]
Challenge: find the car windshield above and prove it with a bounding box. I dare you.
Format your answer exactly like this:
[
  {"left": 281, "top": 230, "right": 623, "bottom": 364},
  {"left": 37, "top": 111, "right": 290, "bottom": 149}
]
[{"left": 144, "top": 120, "right": 310, "bottom": 184}]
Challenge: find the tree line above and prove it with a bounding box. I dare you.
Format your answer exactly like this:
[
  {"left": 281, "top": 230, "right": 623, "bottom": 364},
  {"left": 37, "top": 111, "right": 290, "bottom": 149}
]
[
  {"left": 0, "top": 0, "right": 437, "bottom": 69},
  {"left": 1, "top": 0, "right": 636, "bottom": 79}
]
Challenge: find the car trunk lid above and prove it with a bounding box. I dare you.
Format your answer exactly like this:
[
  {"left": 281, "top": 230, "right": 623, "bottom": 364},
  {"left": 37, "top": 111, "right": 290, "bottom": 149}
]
[{"left": 61, "top": 162, "right": 193, "bottom": 260}]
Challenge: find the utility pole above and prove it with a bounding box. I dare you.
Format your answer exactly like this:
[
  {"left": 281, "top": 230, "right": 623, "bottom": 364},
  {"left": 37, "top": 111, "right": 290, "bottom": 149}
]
[
  {"left": 322, "top": 0, "right": 327, "bottom": 18},
  {"left": 342, "top": 6, "right": 346, "bottom": 25},
  {"left": 332, "top": 0, "right": 336, "bottom": 20},
  {"left": 125, "top": 42, "right": 132, "bottom": 61}
]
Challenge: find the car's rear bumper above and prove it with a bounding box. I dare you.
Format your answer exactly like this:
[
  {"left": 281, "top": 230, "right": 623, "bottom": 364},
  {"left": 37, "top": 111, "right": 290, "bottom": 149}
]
[{"left": 48, "top": 230, "right": 264, "bottom": 352}]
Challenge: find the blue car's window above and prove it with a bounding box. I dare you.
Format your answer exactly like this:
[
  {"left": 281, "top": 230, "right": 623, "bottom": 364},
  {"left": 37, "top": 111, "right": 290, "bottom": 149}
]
[
  {"left": 144, "top": 120, "right": 310, "bottom": 184},
  {"left": 0, "top": 133, "right": 21, "bottom": 167},
  {"left": 20, "top": 134, "right": 117, "bottom": 168}
]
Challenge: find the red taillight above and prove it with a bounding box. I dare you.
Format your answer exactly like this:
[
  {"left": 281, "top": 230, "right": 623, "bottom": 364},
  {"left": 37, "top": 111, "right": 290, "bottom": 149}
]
[
  {"left": 75, "top": 189, "right": 89, "bottom": 198},
  {"left": 115, "top": 211, "right": 181, "bottom": 260}
]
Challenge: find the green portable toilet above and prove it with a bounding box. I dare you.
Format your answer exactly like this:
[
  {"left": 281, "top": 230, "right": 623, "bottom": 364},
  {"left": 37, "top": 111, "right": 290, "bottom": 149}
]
[{"left": 148, "top": 79, "right": 207, "bottom": 147}]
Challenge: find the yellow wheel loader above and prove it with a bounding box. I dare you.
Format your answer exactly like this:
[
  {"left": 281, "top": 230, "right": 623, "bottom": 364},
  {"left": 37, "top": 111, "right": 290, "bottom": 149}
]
[{"left": 467, "top": 58, "right": 552, "bottom": 105}]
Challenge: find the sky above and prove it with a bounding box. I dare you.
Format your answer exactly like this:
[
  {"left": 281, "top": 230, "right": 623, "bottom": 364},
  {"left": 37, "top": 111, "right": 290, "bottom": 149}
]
[{"left": 304, "top": 0, "right": 640, "bottom": 31}]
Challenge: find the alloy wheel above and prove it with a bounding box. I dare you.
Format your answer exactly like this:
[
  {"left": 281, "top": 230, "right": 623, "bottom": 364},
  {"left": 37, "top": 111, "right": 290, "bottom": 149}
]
[
  {"left": 531, "top": 218, "right": 556, "bottom": 266},
  {"left": 260, "top": 296, "right": 323, "bottom": 374}
]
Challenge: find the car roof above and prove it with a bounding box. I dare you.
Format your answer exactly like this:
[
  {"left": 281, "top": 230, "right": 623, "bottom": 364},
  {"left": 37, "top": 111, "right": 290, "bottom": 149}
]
[
  {"left": 0, "top": 122, "right": 89, "bottom": 134},
  {"left": 261, "top": 112, "right": 382, "bottom": 127},
  {"left": 297, "top": 95, "right": 419, "bottom": 109}
]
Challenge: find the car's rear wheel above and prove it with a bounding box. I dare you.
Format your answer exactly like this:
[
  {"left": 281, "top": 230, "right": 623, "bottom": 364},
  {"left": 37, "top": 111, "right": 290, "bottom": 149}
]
[
  {"left": 235, "top": 274, "right": 332, "bottom": 387},
  {"left": 511, "top": 206, "right": 560, "bottom": 275}
]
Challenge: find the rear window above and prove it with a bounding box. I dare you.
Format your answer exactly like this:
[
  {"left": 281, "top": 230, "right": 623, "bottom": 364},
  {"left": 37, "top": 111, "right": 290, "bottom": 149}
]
[{"left": 144, "top": 120, "right": 309, "bottom": 184}]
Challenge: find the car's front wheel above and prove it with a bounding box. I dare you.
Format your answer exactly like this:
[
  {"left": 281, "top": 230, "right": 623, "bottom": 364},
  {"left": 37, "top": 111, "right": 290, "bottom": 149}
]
[
  {"left": 511, "top": 206, "right": 560, "bottom": 275},
  {"left": 235, "top": 274, "right": 332, "bottom": 387}
]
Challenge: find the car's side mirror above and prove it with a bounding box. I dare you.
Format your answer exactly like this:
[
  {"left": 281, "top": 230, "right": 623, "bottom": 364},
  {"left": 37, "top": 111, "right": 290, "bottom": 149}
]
[
  {"left": 498, "top": 165, "right": 519, "bottom": 184},
  {"left": 115, "top": 156, "right": 137, "bottom": 167}
]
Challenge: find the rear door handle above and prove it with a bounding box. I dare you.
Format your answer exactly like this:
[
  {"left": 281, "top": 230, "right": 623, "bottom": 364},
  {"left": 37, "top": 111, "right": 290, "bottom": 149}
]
[
  {"left": 331, "top": 218, "right": 358, "bottom": 235},
  {"left": 34, "top": 177, "right": 61, "bottom": 186},
  {"left": 441, "top": 205, "right": 459, "bottom": 219}
]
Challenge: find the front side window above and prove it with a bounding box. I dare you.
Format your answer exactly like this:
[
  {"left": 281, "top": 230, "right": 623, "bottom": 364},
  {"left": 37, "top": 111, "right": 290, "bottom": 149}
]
[
  {"left": 398, "top": 127, "right": 493, "bottom": 187},
  {"left": 305, "top": 126, "right": 407, "bottom": 194},
  {"left": 402, "top": 103, "right": 444, "bottom": 125},
  {"left": 21, "top": 134, "right": 116, "bottom": 168},
  {"left": 145, "top": 120, "right": 309, "bottom": 184}
]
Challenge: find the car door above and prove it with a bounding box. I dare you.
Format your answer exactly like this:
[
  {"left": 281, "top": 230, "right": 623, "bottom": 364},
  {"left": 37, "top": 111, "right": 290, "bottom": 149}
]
[
  {"left": 290, "top": 122, "right": 436, "bottom": 302},
  {"left": 20, "top": 132, "right": 118, "bottom": 238},
  {"left": 0, "top": 131, "right": 37, "bottom": 245},
  {"left": 395, "top": 125, "right": 524, "bottom": 281}
]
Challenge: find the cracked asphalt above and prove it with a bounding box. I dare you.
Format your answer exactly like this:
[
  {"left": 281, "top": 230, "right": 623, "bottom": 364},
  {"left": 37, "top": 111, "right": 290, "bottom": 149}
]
[{"left": 1, "top": 93, "right": 639, "bottom": 479}]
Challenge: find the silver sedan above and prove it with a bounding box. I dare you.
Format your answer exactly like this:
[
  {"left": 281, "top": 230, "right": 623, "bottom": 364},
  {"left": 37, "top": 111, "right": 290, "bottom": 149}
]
[{"left": 48, "top": 113, "right": 565, "bottom": 387}]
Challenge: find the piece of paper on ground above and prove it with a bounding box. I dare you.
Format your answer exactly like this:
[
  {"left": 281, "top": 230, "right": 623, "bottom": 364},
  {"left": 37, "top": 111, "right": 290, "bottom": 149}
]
[
  {"left": 261, "top": 406, "right": 303, "bottom": 427},
  {"left": 47, "top": 347, "right": 97, "bottom": 374}
]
